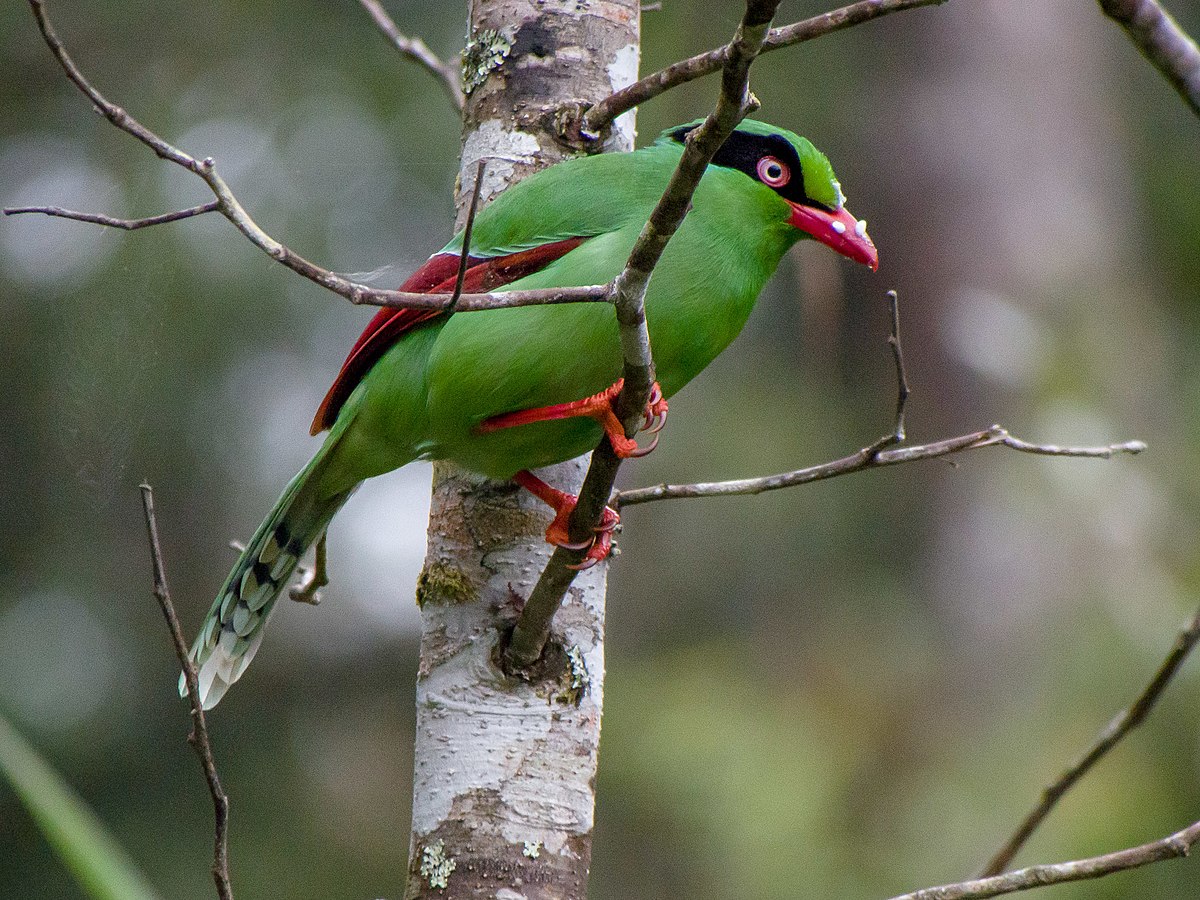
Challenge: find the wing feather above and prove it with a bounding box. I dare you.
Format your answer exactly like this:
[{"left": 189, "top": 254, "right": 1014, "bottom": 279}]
[{"left": 310, "top": 237, "right": 587, "bottom": 434}]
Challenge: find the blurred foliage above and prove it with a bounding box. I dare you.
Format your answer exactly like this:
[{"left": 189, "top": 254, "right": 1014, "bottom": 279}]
[
  {"left": 3, "top": 0, "right": 1200, "bottom": 898},
  {"left": 0, "top": 711, "right": 162, "bottom": 900}
]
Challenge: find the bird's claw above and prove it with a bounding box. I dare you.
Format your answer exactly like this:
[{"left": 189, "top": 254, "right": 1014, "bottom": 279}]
[
  {"left": 610, "top": 382, "right": 669, "bottom": 459},
  {"left": 565, "top": 528, "right": 615, "bottom": 570},
  {"left": 546, "top": 502, "right": 619, "bottom": 568},
  {"left": 640, "top": 383, "right": 669, "bottom": 435},
  {"left": 645, "top": 383, "right": 666, "bottom": 411},
  {"left": 621, "top": 432, "right": 660, "bottom": 458}
]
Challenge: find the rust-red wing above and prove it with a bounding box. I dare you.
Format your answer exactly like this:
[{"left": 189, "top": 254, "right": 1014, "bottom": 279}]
[{"left": 310, "top": 237, "right": 587, "bottom": 434}]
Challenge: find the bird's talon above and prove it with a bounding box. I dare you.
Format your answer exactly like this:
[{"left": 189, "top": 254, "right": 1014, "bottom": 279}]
[
  {"left": 639, "top": 385, "right": 669, "bottom": 437},
  {"left": 627, "top": 433, "right": 659, "bottom": 458},
  {"left": 517, "top": 470, "right": 620, "bottom": 566},
  {"left": 644, "top": 413, "right": 667, "bottom": 434},
  {"left": 564, "top": 527, "right": 614, "bottom": 570}
]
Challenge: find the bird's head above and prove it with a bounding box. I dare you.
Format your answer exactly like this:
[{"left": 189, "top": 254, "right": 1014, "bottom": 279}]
[{"left": 664, "top": 119, "right": 879, "bottom": 271}]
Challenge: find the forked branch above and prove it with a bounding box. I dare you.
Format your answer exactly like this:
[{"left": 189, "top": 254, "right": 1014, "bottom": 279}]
[
  {"left": 613, "top": 290, "right": 1143, "bottom": 509},
  {"left": 887, "top": 816, "right": 1200, "bottom": 900},
  {"left": 979, "top": 603, "right": 1200, "bottom": 876},
  {"left": 615, "top": 429, "right": 1145, "bottom": 507},
  {"left": 6, "top": 0, "right": 605, "bottom": 316}
]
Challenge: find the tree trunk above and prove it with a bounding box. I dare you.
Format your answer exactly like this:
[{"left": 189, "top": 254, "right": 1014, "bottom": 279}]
[{"left": 404, "top": 3, "right": 639, "bottom": 897}]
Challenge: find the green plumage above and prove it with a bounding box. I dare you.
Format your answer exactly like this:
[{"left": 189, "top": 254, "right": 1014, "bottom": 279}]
[{"left": 184, "top": 121, "right": 863, "bottom": 707}]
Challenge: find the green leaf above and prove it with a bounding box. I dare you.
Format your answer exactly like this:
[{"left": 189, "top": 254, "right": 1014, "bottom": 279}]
[{"left": 0, "top": 711, "right": 163, "bottom": 900}]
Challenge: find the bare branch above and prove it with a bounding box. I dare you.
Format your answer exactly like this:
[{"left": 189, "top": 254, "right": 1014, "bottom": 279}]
[
  {"left": 613, "top": 427, "right": 1145, "bottom": 507},
  {"left": 582, "top": 0, "right": 947, "bottom": 136},
  {"left": 356, "top": 0, "right": 464, "bottom": 111},
  {"left": 887, "top": 817, "right": 1200, "bottom": 900},
  {"left": 368, "top": 285, "right": 609, "bottom": 311},
  {"left": 18, "top": 0, "right": 607, "bottom": 315},
  {"left": 1098, "top": 0, "right": 1200, "bottom": 119},
  {"left": 503, "top": 0, "right": 785, "bottom": 673},
  {"left": 139, "top": 484, "right": 233, "bottom": 900},
  {"left": 4, "top": 201, "right": 220, "bottom": 230},
  {"left": 979, "top": 603, "right": 1200, "bottom": 876}
]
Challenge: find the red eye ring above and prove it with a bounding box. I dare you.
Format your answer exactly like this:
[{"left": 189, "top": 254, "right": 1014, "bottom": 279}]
[{"left": 756, "top": 156, "right": 790, "bottom": 187}]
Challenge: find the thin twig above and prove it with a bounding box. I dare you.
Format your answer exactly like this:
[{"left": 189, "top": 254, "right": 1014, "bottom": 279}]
[
  {"left": 139, "top": 484, "right": 233, "bottom": 900},
  {"left": 1098, "top": 0, "right": 1200, "bottom": 119},
  {"left": 884, "top": 289, "right": 910, "bottom": 442},
  {"left": 444, "top": 160, "right": 486, "bottom": 314},
  {"left": 861, "top": 288, "right": 911, "bottom": 456},
  {"left": 356, "top": 0, "right": 464, "bottom": 112},
  {"left": 4, "top": 201, "right": 220, "bottom": 230},
  {"left": 887, "top": 817, "right": 1200, "bottom": 900},
  {"left": 503, "top": 0, "right": 785, "bottom": 673},
  {"left": 14, "top": 0, "right": 606, "bottom": 315},
  {"left": 979, "top": 604, "right": 1200, "bottom": 876},
  {"left": 27, "top": 0, "right": 195, "bottom": 169},
  {"left": 582, "top": 0, "right": 947, "bottom": 136}
]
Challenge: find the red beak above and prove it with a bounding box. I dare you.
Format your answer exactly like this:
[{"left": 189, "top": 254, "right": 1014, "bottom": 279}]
[{"left": 787, "top": 201, "right": 879, "bottom": 271}]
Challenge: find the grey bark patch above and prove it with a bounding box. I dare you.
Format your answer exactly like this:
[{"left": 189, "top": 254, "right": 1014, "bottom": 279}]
[{"left": 406, "top": 792, "right": 592, "bottom": 900}]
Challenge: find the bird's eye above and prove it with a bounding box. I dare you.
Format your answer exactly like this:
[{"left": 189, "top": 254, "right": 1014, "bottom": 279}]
[{"left": 756, "top": 156, "right": 790, "bottom": 187}]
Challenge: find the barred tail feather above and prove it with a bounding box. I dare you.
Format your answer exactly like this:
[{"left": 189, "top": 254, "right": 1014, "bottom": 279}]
[{"left": 181, "top": 450, "right": 354, "bottom": 710}]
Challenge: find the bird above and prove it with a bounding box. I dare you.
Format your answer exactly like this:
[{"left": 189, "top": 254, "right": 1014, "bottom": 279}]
[{"left": 182, "top": 119, "right": 878, "bottom": 708}]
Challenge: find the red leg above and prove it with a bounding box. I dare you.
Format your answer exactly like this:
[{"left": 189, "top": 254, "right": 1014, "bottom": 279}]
[
  {"left": 513, "top": 470, "right": 619, "bottom": 570},
  {"left": 479, "top": 379, "right": 668, "bottom": 459}
]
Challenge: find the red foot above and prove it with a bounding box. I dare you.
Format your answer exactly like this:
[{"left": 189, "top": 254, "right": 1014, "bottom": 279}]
[
  {"left": 480, "top": 379, "right": 668, "bottom": 460},
  {"left": 513, "top": 470, "right": 619, "bottom": 570}
]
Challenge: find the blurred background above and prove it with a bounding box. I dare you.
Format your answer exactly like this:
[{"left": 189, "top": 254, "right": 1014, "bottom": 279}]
[{"left": 3, "top": 0, "right": 1200, "bottom": 897}]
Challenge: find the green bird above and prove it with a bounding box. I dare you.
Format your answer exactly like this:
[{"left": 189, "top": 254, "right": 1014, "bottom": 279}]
[{"left": 183, "top": 119, "right": 878, "bottom": 708}]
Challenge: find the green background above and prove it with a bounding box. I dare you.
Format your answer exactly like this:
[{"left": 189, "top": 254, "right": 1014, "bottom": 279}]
[{"left": 3, "top": 1, "right": 1200, "bottom": 897}]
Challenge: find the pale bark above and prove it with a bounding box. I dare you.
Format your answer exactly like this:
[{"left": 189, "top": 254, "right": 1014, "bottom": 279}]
[{"left": 405, "top": 2, "right": 639, "bottom": 897}]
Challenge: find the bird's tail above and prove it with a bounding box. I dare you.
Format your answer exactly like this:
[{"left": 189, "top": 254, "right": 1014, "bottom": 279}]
[{"left": 180, "top": 444, "right": 354, "bottom": 709}]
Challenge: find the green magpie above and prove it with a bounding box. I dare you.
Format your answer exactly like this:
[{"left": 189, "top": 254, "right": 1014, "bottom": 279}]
[{"left": 182, "top": 119, "right": 879, "bottom": 708}]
